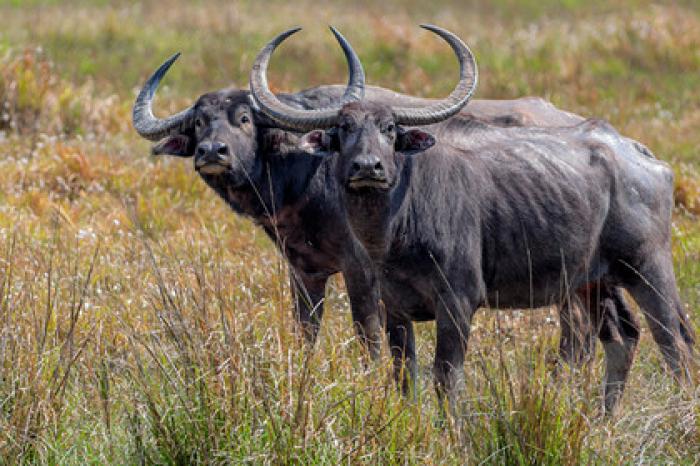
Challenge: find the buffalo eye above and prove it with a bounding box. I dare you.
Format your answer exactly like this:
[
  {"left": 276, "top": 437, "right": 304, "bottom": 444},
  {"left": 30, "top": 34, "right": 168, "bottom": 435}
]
[
  {"left": 195, "top": 117, "right": 204, "bottom": 129},
  {"left": 240, "top": 114, "right": 250, "bottom": 124},
  {"left": 383, "top": 123, "right": 395, "bottom": 134},
  {"left": 340, "top": 122, "right": 354, "bottom": 133}
]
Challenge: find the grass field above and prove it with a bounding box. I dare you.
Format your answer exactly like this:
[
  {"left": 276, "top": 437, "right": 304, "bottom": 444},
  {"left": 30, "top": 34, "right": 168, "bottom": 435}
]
[{"left": 0, "top": 0, "right": 699, "bottom": 463}]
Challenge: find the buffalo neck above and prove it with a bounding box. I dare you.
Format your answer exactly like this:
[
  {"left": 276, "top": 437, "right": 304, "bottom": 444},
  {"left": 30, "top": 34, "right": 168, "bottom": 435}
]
[
  {"left": 343, "top": 157, "right": 413, "bottom": 262},
  {"left": 203, "top": 150, "right": 326, "bottom": 225}
]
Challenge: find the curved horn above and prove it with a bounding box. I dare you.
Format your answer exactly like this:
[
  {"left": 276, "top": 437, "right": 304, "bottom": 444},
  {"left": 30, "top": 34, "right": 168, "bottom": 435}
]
[
  {"left": 132, "top": 53, "right": 195, "bottom": 141},
  {"left": 250, "top": 26, "right": 365, "bottom": 131},
  {"left": 392, "top": 25, "right": 478, "bottom": 126}
]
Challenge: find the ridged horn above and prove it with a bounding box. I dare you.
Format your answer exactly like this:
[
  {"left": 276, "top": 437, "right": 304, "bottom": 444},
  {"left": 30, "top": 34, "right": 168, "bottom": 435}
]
[
  {"left": 391, "top": 25, "right": 478, "bottom": 126},
  {"left": 132, "top": 53, "right": 195, "bottom": 141},
  {"left": 249, "top": 26, "right": 365, "bottom": 131}
]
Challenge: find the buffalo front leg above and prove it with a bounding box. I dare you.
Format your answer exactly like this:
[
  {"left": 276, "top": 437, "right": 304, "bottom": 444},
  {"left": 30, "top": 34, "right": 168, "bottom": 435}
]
[
  {"left": 434, "top": 294, "right": 474, "bottom": 417},
  {"left": 386, "top": 314, "right": 417, "bottom": 397},
  {"left": 343, "top": 255, "right": 384, "bottom": 360},
  {"left": 289, "top": 268, "right": 328, "bottom": 345}
]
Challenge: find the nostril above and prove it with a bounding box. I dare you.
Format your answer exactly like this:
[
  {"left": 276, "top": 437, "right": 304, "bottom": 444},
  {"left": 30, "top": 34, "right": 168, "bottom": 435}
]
[
  {"left": 351, "top": 162, "right": 362, "bottom": 173},
  {"left": 197, "top": 146, "right": 207, "bottom": 156},
  {"left": 373, "top": 162, "right": 383, "bottom": 171},
  {"left": 217, "top": 145, "right": 228, "bottom": 156}
]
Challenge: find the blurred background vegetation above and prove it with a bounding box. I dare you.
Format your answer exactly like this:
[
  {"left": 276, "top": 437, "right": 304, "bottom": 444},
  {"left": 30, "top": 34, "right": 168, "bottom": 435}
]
[{"left": 0, "top": 0, "right": 698, "bottom": 463}]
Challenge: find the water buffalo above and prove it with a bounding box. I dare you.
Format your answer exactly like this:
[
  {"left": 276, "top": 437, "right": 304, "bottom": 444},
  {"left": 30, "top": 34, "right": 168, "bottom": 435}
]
[
  {"left": 133, "top": 28, "right": 386, "bottom": 357},
  {"left": 251, "top": 25, "right": 695, "bottom": 414},
  {"left": 132, "top": 27, "right": 591, "bottom": 364}
]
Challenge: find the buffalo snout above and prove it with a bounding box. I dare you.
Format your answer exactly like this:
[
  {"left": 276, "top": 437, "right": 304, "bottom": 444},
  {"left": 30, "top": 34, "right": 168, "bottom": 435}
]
[
  {"left": 195, "top": 141, "right": 231, "bottom": 174},
  {"left": 348, "top": 153, "right": 387, "bottom": 187}
]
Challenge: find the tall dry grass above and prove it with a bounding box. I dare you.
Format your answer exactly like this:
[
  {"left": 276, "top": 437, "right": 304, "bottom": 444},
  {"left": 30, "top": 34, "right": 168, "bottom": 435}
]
[{"left": 0, "top": 0, "right": 698, "bottom": 463}]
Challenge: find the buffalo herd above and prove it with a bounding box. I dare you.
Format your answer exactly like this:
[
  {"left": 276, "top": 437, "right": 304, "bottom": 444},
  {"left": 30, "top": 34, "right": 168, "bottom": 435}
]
[{"left": 132, "top": 25, "right": 694, "bottom": 415}]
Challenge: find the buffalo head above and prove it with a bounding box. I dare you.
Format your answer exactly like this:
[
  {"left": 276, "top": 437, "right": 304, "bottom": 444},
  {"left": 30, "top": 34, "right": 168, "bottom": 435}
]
[
  {"left": 132, "top": 27, "right": 366, "bottom": 189},
  {"left": 255, "top": 25, "right": 478, "bottom": 193}
]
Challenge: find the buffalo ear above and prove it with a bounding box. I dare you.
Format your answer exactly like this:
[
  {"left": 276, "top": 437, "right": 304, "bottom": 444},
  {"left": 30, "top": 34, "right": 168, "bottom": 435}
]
[
  {"left": 263, "top": 128, "right": 302, "bottom": 155},
  {"left": 396, "top": 128, "right": 435, "bottom": 155},
  {"left": 152, "top": 134, "right": 195, "bottom": 157},
  {"left": 299, "top": 129, "right": 336, "bottom": 156}
]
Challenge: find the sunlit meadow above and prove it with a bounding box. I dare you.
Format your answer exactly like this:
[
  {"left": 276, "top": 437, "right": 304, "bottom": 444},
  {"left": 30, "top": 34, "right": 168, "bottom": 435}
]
[{"left": 0, "top": 0, "right": 698, "bottom": 463}]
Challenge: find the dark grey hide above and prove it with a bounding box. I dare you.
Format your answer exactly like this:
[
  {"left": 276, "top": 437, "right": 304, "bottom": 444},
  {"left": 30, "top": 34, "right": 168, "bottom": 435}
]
[
  {"left": 148, "top": 89, "right": 382, "bottom": 357},
  {"left": 144, "top": 83, "right": 598, "bottom": 361},
  {"left": 303, "top": 100, "right": 695, "bottom": 413}
]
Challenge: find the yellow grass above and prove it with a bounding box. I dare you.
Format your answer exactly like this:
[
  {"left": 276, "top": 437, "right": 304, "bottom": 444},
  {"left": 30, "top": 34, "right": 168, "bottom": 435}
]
[{"left": 0, "top": 0, "right": 698, "bottom": 463}]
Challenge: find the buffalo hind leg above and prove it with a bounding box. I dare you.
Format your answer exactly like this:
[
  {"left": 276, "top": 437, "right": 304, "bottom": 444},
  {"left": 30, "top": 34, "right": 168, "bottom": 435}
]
[
  {"left": 623, "top": 252, "right": 693, "bottom": 382},
  {"left": 559, "top": 295, "right": 596, "bottom": 367},
  {"left": 594, "top": 284, "right": 640, "bottom": 414},
  {"left": 289, "top": 269, "right": 328, "bottom": 345}
]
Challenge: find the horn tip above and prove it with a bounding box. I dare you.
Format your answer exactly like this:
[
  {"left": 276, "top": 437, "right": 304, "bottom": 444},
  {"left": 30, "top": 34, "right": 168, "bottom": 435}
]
[
  {"left": 328, "top": 25, "right": 346, "bottom": 42},
  {"left": 156, "top": 53, "right": 181, "bottom": 76},
  {"left": 166, "top": 52, "right": 181, "bottom": 64},
  {"left": 419, "top": 24, "right": 445, "bottom": 34},
  {"left": 276, "top": 26, "right": 302, "bottom": 42},
  {"left": 328, "top": 26, "right": 358, "bottom": 65}
]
